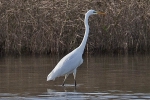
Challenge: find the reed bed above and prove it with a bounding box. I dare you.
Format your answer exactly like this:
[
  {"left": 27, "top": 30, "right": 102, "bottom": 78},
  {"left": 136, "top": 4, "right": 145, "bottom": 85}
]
[{"left": 0, "top": 0, "right": 150, "bottom": 55}]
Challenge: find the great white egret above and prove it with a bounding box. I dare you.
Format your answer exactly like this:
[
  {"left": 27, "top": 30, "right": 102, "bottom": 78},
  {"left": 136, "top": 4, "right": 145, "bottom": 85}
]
[{"left": 47, "top": 10, "right": 105, "bottom": 87}]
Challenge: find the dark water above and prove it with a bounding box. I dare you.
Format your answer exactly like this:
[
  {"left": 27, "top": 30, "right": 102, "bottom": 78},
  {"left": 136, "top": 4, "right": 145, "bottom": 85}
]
[{"left": 0, "top": 55, "right": 150, "bottom": 99}]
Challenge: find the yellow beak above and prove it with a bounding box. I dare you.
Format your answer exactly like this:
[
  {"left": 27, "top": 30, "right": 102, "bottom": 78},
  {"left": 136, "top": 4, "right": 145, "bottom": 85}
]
[{"left": 97, "top": 11, "right": 105, "bottom": 15}]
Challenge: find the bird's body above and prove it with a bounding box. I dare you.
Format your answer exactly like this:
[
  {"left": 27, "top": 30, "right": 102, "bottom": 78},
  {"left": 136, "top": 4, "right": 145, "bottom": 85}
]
[
  {"left": 47, "top": 10, "right": 105, "bottom": 87},
  {"left": 47, "top": 47, "right": 83, "bottom": 81}
]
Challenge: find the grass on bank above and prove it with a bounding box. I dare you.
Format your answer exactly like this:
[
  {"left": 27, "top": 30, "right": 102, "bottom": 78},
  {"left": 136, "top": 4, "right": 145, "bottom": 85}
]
[{"left": 0, "top": 0, "right": 150, "bottom": 55}]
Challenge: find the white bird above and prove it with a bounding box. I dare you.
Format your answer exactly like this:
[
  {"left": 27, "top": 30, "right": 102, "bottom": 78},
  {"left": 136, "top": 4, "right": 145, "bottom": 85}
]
[{"left": 47, "top": 10, "right": 105, "bottom": 87}]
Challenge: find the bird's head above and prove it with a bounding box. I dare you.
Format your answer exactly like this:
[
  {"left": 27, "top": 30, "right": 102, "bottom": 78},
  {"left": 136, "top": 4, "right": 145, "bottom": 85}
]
[{"left": 86, "top": 10, "right": 105, "bottom": 16}]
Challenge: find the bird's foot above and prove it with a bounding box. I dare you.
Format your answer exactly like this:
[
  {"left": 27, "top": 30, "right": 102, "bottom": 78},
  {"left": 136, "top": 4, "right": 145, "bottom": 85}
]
[
  {"left": 74, "top": 80, "right": 76, "bottom": 87},
  {"left": 62, "top": 82, "right": 65, "bottom": 87}
]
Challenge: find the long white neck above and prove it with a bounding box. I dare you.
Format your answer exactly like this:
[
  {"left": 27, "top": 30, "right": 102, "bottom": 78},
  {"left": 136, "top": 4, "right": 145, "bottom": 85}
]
[{"left": 78, "top": 13, "right": 90, "bottom": 53}]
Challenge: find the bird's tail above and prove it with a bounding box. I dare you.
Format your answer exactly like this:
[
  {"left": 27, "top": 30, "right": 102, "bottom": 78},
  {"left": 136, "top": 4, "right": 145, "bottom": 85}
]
[{"left": 47, "top": 71, "right": 56, "bottom": 81}]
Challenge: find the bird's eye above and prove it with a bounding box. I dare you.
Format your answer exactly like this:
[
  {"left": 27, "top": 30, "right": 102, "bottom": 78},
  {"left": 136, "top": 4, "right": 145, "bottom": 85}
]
[{"left": 93, "top": 11, "right": 97, "bottom": 14}]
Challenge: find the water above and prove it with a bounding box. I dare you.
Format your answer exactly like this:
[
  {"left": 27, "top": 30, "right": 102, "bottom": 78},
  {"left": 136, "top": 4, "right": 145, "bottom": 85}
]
[{"left": 0, "top": 55, "right": 150, "bottom": 99}]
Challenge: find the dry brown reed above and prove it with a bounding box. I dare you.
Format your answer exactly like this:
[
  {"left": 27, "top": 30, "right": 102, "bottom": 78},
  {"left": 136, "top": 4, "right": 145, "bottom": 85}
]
[{"left": 0, "top": 0, "right": 150, "bottom": 55}]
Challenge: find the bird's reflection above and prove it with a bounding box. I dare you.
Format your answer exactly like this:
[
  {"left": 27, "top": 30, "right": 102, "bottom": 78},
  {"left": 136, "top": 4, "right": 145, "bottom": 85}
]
[{"left": 47, "top": 84, "right": 83, "bottom": 94}]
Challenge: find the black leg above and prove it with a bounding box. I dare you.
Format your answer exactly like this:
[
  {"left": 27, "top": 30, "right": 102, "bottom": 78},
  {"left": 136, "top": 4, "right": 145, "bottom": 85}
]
[
  {"left": 62, "top": 78, "right": 66, "bottom": 86},
  {"left": 62, "top": 81, "right": 65, "bottom": 86},
  {"left": 73, "top": 69, "right": 77, "bottom": 87},
  {"left": 74, "top": 80, "right": 76, "bottom": 87},
  {"left": 74, "top": 80, "right": 77, "bottom": 90},
  {"left": 62, "top": 74, "right": 68, "bottom": 86}
]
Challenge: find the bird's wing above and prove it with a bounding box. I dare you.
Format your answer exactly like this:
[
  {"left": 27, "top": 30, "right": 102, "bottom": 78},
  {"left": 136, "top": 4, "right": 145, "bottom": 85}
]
[
  {"left": 47, "top": 49, "right": 83, "bottom": 81},
  {"left": 59, "top": 51, "right": 83, "bottom": 75}
]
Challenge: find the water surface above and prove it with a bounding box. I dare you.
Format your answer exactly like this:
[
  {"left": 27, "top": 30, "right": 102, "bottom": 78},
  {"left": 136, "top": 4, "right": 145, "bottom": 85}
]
[{"left": 0, "top": 55, "right": 150, "bottom": 99}]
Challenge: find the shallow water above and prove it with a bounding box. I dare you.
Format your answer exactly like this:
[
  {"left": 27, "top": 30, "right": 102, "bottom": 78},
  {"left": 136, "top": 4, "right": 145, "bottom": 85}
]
[{"left": 0, "top": 55, "right": 150, "bottom": 99}]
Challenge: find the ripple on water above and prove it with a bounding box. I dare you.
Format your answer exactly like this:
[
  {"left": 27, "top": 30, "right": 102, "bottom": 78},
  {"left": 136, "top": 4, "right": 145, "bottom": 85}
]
[{"left": 0, "top": 92, "right": 150, "bottom": 100}]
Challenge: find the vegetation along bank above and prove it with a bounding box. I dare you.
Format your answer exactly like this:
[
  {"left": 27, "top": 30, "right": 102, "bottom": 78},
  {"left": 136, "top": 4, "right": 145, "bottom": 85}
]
[{"left": 0, "top": 0, "right": 150, "bottom": 55}]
